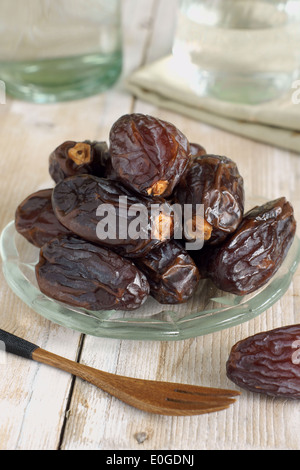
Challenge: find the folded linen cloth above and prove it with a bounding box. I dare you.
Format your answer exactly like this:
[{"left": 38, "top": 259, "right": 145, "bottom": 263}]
[{"left": 125, "top": 55, "right": 300, "bottom": 154}]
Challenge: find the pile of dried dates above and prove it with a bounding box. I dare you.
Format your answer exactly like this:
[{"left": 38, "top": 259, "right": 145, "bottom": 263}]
[{"left": 15, "top": 113, "right": 297, "bottom": 313}]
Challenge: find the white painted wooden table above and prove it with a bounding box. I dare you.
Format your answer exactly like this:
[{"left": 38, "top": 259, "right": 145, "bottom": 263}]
[{"left": 0, "top": 0, "right": 300, "bottom": 450}]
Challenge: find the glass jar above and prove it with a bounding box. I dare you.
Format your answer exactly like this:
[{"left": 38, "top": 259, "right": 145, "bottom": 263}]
[
  {"left": 0, "top": 0, "right": 122, "bottom": 103},
  {"left": 172, "top": 0, "right": 300, "bottom": 104}
]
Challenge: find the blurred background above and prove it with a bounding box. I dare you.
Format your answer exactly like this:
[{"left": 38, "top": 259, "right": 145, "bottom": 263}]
[
  {"left": 173, "top": 0, "right": 300, "bottom": 104},
  {"left": 1, "top": 0, "right": 299, "bottom": 106}
]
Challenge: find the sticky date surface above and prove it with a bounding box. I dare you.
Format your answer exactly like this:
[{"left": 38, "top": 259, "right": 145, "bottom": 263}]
[
  {"left": 109, "top": 113, "right": 190, "bottom": 197},
  {"left": 135, "top": 240, "right": 200, "bottom": 304},
  {"left": 227, "top": 324, "right": 300, "bottom": 399},
  {"left": 36, "top": 235, "right": 150, "bottom": 311},
  {"left": 203, "top": 197, "right": 296, "bottom": 295},
  {"left": 175, "top": 154, "right": 244, "bottom": 245},
  {"left": 15, "top": 189, "right": 71, "bottom": 247},
  {"left": 189, "top": 142, "right": 207, "bottom": 158}
]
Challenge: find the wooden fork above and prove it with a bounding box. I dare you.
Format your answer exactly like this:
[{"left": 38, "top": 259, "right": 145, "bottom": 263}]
[{"left": 0, "top": 329, "right": 240, "bottom": 416}]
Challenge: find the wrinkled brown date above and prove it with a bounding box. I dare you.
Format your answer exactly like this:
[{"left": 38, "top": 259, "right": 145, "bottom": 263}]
[
  {"left": 135, "top": 240, "right": 200, "bottom": 304},
  {"left": 226, "top": 324, "right": 300, "bottom": 399},
  {"left": 52, "top": 174, "right": 175, "bottom": 258},
  {"left": 109, "top": 113, "right": 190, "bottom": 198},
  {"left": 189, "top": 142, "right": 207, "bottom": 158},
  {"left": 174, "top": 154, "right": 245, "bottom": 245},
  {"left": 198, "top": 197, "right": 296, "bottom": 295},
  {"left": 49, "top": 140, "right": 109, "bottom": 183},
  {"left": 15, "top": 188, "right": 71, "bottom": 247},
  {"left": 36, "top": 235, "right": 150, "bottom": 311}
]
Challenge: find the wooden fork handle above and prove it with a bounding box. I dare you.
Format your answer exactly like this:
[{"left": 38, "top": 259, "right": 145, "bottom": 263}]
[
  {"left": 0, "top": 328, "right": 111, "bottom": 387},
  {"left": 0, "top": 328, "right": 39, "bottom": 359},
  {"left": 0, "top": 328, "right": 117, "bottom": 397}
]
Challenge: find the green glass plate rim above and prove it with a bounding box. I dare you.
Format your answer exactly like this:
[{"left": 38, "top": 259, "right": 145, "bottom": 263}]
[{"left": 1, "top": 220, "right": 300, "bottom": 341}]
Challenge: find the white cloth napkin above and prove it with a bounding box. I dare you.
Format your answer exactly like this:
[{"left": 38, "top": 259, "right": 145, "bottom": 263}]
[{"left": 126, "top": 55, "right": 300, "bottom": 154}]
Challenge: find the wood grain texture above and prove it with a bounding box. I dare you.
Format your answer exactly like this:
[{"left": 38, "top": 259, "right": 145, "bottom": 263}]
[{"left": 0, "top": 0, "right": 300, "bottom": 450}]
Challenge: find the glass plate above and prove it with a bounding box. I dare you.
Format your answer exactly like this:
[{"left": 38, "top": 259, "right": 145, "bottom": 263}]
[{"left": 1, "top": 220, "right": 300, "bottom": 341}]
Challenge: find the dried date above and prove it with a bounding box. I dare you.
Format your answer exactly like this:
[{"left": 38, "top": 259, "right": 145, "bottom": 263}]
[
  {"left": 198, "top": 197, "right": 296, "bottom": 295},
  {"left": 135, "top": 240, "right": 200, "bottom": 304},
  {"left": 49, "top": 140, "right": 109, "bottom": 183},
  {"left": 226, "top": 324, "right": 300, "bottom": 399},
  {"left": 189, "top": 142, "right": 207, "bottom": 158},
  {"left": 52, "top": 174, "right": 175, "bottom": 258},
  {"left": 35, "top": 235, "right": 150, "bottom": 311},
  {"left": 15, "top": 188, "right": 71, "bottom": 247},
  {"left": 174, "top": 154, "right": 245, "bottom": 245},
  {"left": 109, "top": 113, "right": 190, "bottom": 197}
]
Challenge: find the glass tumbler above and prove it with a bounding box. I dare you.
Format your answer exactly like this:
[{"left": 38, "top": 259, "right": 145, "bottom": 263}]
[
  {"left": 173, "top": 0, "right": 300, "bottom": 104},
  {"left": 0, "top": 0, "right": 122, "bottom": 103}
]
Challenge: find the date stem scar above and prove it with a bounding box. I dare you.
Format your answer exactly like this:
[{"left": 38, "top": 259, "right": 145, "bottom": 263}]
[
  {"left": 68, "top": 143, "right": 91, "bottom": 165},
  {"left": 147, "top": 180, "right": 168, "bottom": 197}
]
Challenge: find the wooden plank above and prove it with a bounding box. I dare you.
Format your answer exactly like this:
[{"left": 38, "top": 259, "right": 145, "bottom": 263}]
[{"left": 0, "top": 94, "right": 87, "bottom": 449}]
